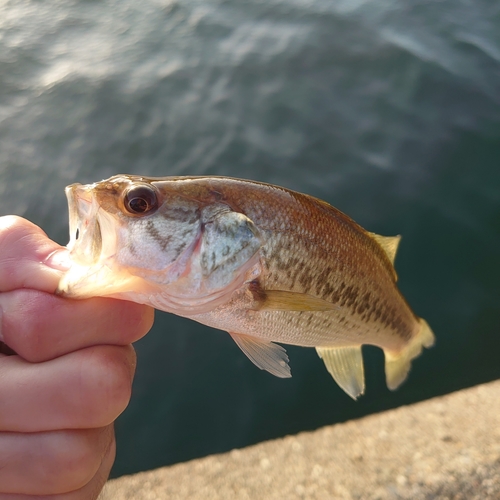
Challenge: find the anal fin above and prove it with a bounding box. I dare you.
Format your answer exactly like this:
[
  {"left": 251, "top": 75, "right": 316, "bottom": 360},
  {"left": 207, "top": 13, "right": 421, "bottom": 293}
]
[
  {"left": 229, "top": 332, "right": 291, "bottom": 378},
  {"left": 316, "top": 346, "right": 365, "bottom": 400}
]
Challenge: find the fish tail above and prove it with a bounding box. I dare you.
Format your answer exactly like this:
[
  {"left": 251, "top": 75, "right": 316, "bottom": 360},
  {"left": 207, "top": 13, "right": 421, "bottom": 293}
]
[{"left": 384, "top": 318, "right": 435, "bottom": 390}]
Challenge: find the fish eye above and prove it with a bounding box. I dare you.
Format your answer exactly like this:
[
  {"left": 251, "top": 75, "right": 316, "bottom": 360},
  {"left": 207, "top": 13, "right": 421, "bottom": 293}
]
[{"left": 123, "top": 184, "right": 159, "bottom": 215}]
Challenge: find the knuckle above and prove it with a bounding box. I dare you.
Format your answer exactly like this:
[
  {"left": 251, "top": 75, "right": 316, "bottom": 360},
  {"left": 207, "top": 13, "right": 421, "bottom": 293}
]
[
  {"left": 130, "top": 303, "right": 155, "bottom": 335},
  {"left": 48, "top": 430, "right": 105, "bottom": 492},
  {"left": 26, "top": 429, "right": 107, "bottom": 494},
  {"left": 0, "top": 215, "right": 31, "bottom": 236},
  {"left": 109, "top": 301, "right": 155, "bottom": 343},
  {"left": 2, "top": 290, "right": 61, "bottom": 362},
  {"left": 0, "top": 216, "right": 40, "bottom": 249},
  {"left": 140, "top": 305, "right": 155, "bottom": 335},
  {"left": 84, "top": 346, "right": 134, "bottom": 425}
]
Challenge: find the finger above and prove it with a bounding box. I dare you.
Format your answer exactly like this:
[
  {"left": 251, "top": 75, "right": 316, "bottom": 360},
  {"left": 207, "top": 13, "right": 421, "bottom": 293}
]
[
  {"left": 0, "top": 439, "right": 115, "bottom": 500},
  {"left": 0, "top": 216, "right": 71, "bottom": 293},
  {"left": 0, "top": 289, "right": 154, "bottom": 362},
  {"left": 0, "top": 425, "right": 114, "bottom": 496},
  {"left": 82, "top": 433, "right": 116, "bottom": 500},
  {"left": 0, "top": 345, "right": 135, "bottom": 432},
  {"left": 0, "top": 441, "right": 114, "bottom": 500}
]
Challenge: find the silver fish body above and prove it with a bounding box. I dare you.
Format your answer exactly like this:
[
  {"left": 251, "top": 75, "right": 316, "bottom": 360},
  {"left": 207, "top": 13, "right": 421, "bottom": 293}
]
[{"left": 57, "top": 175, "right": 434, "bottom": 398}]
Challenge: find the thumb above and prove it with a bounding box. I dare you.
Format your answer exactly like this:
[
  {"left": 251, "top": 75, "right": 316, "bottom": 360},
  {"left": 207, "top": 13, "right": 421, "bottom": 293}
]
[{"left": 0, "top": 216, "right": 70, "bottom": 294}]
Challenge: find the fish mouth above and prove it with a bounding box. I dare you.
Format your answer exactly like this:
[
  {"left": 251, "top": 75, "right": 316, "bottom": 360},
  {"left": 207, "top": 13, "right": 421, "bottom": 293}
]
[
  {"left": 58, "top": 182, "right": 156, "bottom": 299},
  {"left": 66, "top": 183, "right": 103, "bottom": 265},
  {"left": 57, "top": 183, "right": 123, "bottom": 298}
]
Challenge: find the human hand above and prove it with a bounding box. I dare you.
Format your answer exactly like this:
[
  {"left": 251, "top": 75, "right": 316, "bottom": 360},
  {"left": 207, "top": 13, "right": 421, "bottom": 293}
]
[{"left": 0, "top": 216, "right": 154, "bottom": 499}]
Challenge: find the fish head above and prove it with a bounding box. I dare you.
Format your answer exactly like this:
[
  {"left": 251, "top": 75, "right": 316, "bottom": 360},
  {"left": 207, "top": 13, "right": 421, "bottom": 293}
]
[
  {"left": 58, "top": 175, "right": 202, "bottom": 300},
  {"left": 57, "top": 175, "right": 263, "bottom": 313}
]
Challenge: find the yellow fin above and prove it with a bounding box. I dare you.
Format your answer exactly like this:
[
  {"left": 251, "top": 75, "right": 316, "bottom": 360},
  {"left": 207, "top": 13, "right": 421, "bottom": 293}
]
[
  {"left": 384, "top": 318, "right": 435, "bottom": 390},
  {"left": 316, "top": 345, "right": 365, "bottom": 400},
  {"left": 258, "top": 290, "right": 339, "bottom": 312},
  {"left": 369, "top": 233, "right": 401, "bottom": 264}
]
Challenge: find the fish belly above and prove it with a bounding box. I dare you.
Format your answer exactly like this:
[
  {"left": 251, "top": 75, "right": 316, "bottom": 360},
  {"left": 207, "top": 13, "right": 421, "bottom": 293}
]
[{"left": 188, "top": 284, "right": 418, "bottom": 353}]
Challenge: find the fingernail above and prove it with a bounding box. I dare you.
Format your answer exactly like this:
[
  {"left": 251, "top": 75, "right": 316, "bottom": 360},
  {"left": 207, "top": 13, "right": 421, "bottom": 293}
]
[{"left": 44, "top": 249, "right": 72, "bottom": 271}]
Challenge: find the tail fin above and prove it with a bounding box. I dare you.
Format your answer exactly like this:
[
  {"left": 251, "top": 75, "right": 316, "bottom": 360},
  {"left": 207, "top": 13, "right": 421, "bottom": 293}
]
[{"left": 384, "top": 318, "right": 435, "bottom": 390}]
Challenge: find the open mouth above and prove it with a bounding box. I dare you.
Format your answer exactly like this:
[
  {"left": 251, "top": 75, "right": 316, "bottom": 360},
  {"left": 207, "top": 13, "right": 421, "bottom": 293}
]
[
  {"left": 65, "top": 183, "right": 103, "bottom": 266},
  {"left": 57, "top": 182, "right": 134, "bottom": 299}
]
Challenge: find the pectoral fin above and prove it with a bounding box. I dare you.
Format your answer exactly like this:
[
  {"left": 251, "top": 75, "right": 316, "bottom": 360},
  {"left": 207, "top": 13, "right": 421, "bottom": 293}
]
[
  {"left": 229, "top": 332, "right": 291, "bottom": 378},
  {"left": 316, "top": 345, "right": 365, "bottom": 400},
  {"left": 256, "top": 290, "right": 339, "bottom": 312}
]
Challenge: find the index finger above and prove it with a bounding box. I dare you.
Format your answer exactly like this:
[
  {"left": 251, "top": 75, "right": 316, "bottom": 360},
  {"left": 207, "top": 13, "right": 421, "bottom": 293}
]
[{"left": 0, "top": 289, "right": 154, "bottom": 362}]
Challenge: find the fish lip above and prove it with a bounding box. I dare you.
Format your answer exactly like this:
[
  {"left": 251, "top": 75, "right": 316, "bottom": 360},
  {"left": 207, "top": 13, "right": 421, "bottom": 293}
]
[
  {"left": 65, "top": 183, "right": 103, "bottom": 264},
  {"left": 66, "top": 183, "right": 93, "bottom": 218},
  {"left": 58, "top": 182, "right": 121, "bottom": 298}
]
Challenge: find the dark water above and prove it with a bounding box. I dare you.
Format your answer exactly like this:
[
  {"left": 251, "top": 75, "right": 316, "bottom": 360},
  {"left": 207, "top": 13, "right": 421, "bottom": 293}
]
[{"left": 1, "top": 0, "right": 499, "bottom": 478}]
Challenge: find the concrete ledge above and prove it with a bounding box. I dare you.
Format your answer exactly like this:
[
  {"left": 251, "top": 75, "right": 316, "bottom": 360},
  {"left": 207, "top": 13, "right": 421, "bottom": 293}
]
[{"left": 101, "top": 380, "right": 500, "bottom": 499}]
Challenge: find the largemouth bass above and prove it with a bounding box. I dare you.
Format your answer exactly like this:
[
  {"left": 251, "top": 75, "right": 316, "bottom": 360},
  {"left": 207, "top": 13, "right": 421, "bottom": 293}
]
[{"left": 57, "top": 175, "right": 434, "bottom": 399}]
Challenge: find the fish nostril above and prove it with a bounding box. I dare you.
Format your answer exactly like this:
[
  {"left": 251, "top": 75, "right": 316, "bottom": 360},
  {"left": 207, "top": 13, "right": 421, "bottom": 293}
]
[{"left": 75, "top": 228, "right": 80, "bottom": 240}]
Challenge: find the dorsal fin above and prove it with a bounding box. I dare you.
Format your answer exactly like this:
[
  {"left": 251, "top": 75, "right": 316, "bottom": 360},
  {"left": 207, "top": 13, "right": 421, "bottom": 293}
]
[{"left": 368, "top": 233, "right": 401, "bottom": 264}]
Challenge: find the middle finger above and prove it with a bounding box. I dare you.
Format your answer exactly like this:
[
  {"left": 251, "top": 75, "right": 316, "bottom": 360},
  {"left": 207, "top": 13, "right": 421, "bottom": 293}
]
[{"left": 0, "top": 345, "right": 135, "bottom": 432}]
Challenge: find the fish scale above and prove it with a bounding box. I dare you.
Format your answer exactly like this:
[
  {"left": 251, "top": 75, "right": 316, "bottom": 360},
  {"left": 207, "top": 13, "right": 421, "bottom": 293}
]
[
  {"left": 238, "top": 203, "right": 415, "bottom": 346},
  {"left": 57, "top": 175, "right": 435, "bottom": 399}
]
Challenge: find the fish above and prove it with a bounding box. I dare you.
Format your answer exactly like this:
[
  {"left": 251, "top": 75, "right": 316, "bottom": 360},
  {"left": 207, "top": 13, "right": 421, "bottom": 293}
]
[{"left": 57, "top": 175, "right": 435, "bottom": 399}]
